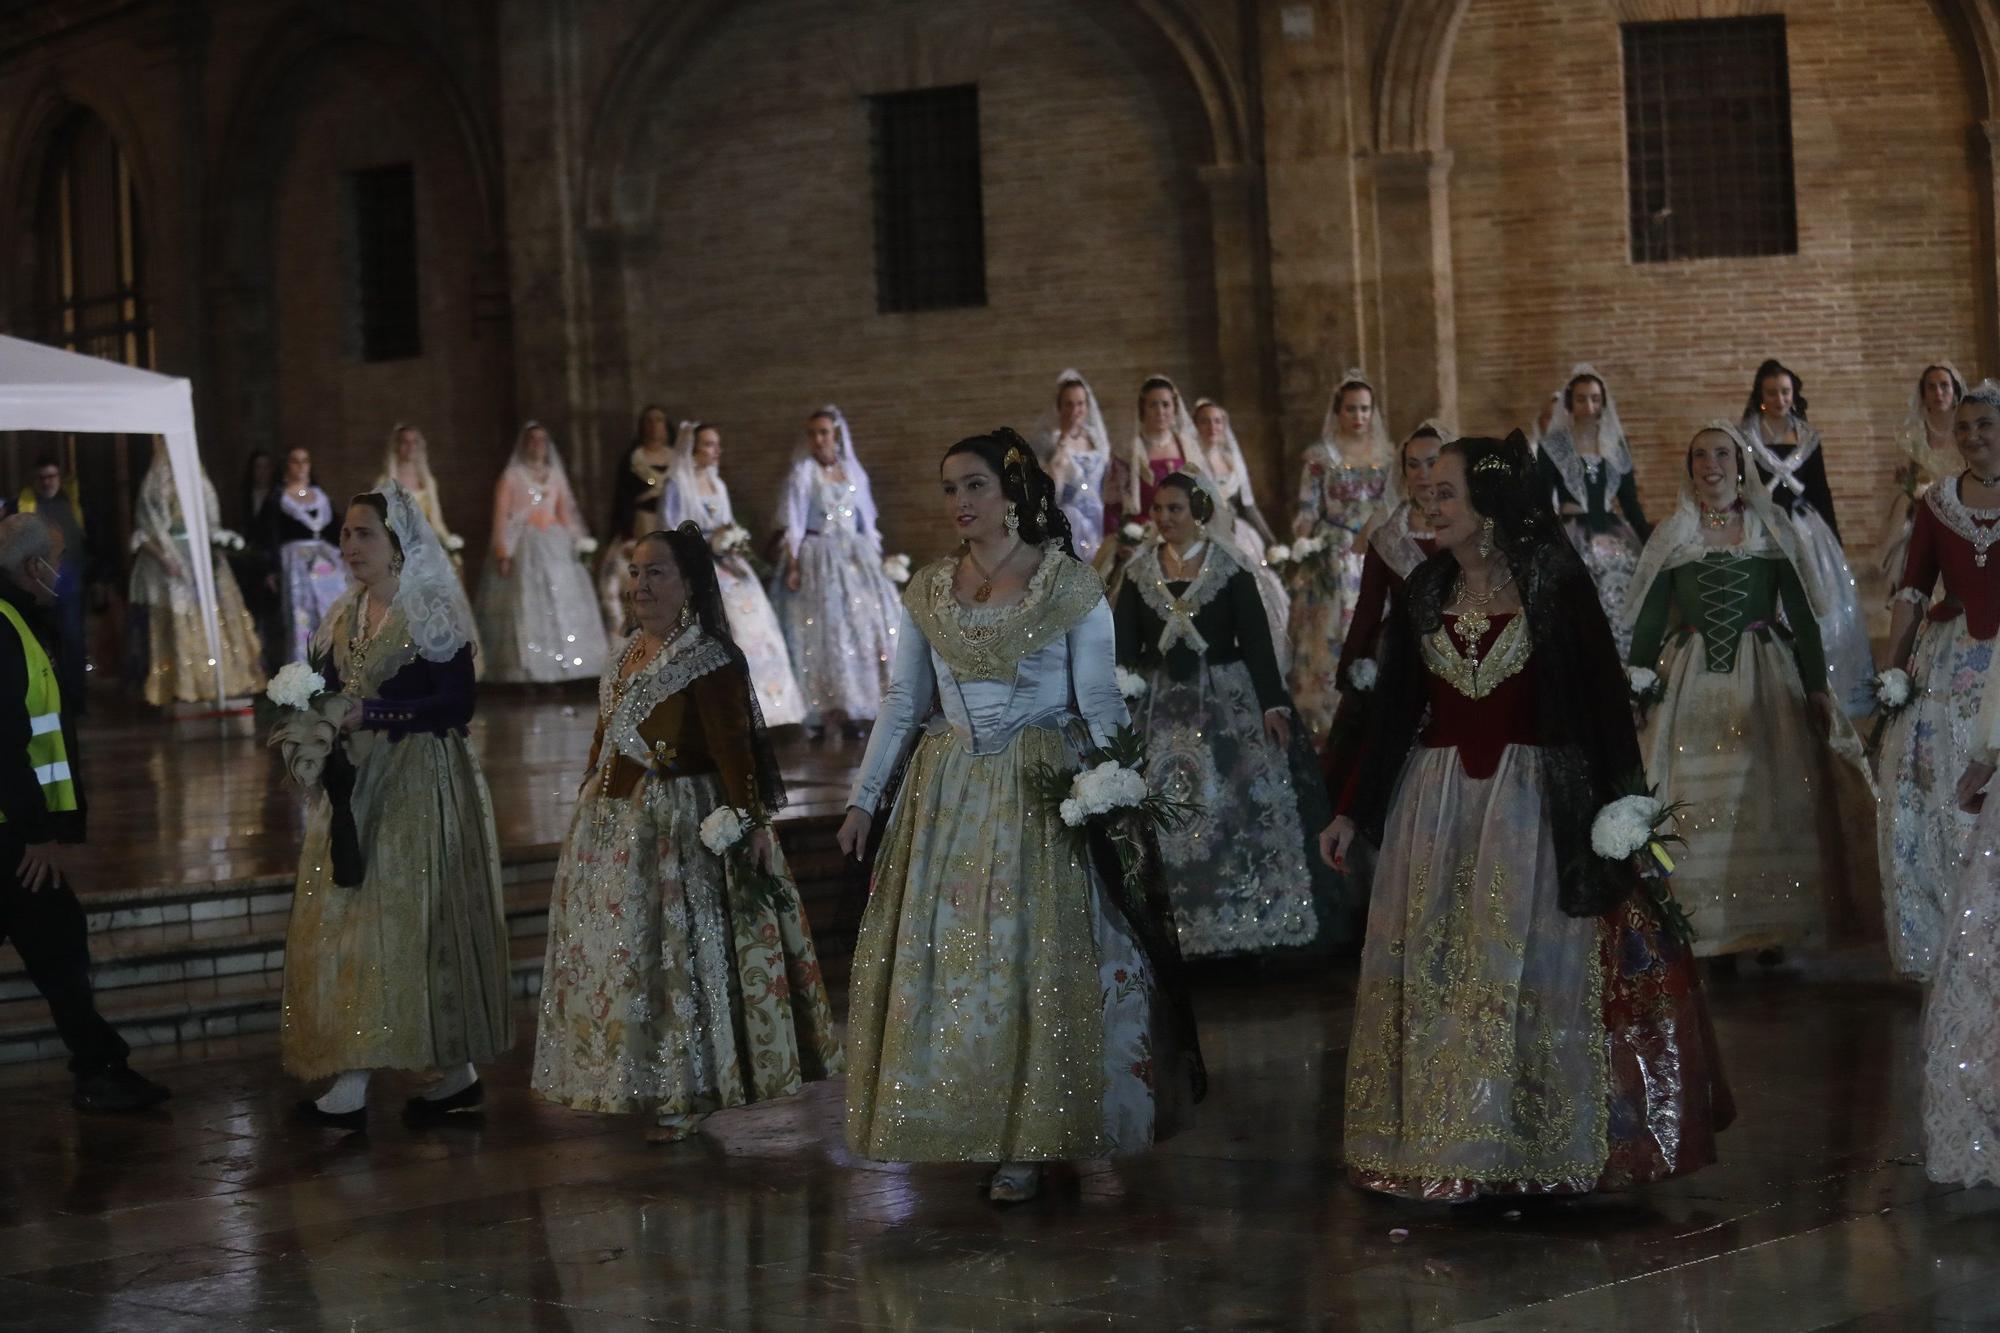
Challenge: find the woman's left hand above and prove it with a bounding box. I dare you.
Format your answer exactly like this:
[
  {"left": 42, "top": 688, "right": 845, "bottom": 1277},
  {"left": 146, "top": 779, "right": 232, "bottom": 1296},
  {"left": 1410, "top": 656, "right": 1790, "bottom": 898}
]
[
  {"left": 1263, "top": 707, "right": 1292, "bottom": 749},
  {"left": 1809, "top": 691, "right": 1836, "bottom": 737},
  {"left": 1958, "top": 760, "right": 1996, "bottom": 814},
  {"left": 748, "top": 825, "right": 779, "bottom": 874}
]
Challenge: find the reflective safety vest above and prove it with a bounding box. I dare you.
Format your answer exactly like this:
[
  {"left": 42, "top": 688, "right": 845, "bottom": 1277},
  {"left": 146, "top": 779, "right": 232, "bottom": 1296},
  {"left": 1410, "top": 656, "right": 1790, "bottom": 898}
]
[{"left": 0, "top": 599, "right": 76, "bottom": 820}]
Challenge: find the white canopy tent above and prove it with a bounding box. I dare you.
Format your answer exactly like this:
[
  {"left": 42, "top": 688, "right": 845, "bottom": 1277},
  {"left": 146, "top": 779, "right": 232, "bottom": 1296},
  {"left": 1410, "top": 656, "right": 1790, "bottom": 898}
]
[{"left": 0, "top": 334, "right": 225, "bottom": 705}]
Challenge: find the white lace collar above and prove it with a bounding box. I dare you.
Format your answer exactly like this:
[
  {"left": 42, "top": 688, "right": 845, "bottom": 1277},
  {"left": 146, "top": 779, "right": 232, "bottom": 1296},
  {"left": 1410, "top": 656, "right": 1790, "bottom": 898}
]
[
  {"left": 1927, "top": 474, "right": 2000, "bottom": 565},
  {"left": 598, "top": 626, "right": 732, "bottom": 766},
  {"left": 1741, "top": 414, "right": 1823, "bottom": 497},
  {"left": 1129, "top": 538, "right": 1245, "bottom": 654}
]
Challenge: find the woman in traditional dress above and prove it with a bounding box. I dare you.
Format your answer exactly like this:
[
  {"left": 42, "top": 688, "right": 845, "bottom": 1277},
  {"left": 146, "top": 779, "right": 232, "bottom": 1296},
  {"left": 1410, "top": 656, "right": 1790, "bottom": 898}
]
[
  {"left": 282, "top": 482, "right": 511, "bottom": 1126},
  {"left": 1922, "top": 667, "right": 2000, "bottom": 1186},
  {"left": 377, "top": 424, "right": 466, "bottom": 568},
  {"left": 1878, "top": 382, "right": 2000, "bottom": 980},
  {"left": 259, "top": 447, "right": 347, "bottom": 666},
  {"left": 1879, "top": 365, "right": 1966, "bottom": 596},
  {"left": 1321, "top": 433, "right": 1732, "bottom": 1201},
  {"left": 235, "top": 449, "right": 281, "bottom": 667},
  {"left": 128, "top": 440, "right": 265, "bottom": 704},
  {"left": 1034, "top": 371, "right": 1113, "bottom": 561},
  {"left": 837, "top": 429, "right": 1202, "bottom": 1204},
  {"left": 475, "top": 422, "right": 609, "bottom": 684},
  {"left": 1740, "top": 359, "right": 1875, "bottom": 715},
  {"left": 532, "top": 524, "right": 840, "bottom": 1143},
  {"left": 1106, "top": 375, "right": 1204, "bottom": 535},
  {"left": 1626, "top": 422, "right": 1879, "bottom": 961},
  {"left": 599, "top": 405, "right": 677, "bottom": 635},
  {"left": 1192, "top": 398, "right": 1291, "bottom": 668},
  {"left": 770, "top": 405, "right": 899, "bottom": 737},
  {"left": 1535, "top": 366, "right": 1651, "bottom": 658},
  {"left": 1114, "top": 472, "right": 1337, "bottom": 958},
  {"left": 661, "top": 423, "right": 808, "bottom": 727},
  {"left": 1289, "top": 371, "right": 1395, "bottom": 740}
]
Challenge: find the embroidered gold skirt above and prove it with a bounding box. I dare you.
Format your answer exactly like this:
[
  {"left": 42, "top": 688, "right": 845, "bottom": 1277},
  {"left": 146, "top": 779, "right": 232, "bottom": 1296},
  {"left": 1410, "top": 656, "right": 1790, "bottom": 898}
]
[
  {"left": 280, "top": 729, "right": 514, "bottom": 1079},
  {"left": 846, "top": 724, "right": 1165, "bottom": 1162},
  {"left": 530, "top": 773, "right": 842, "bottom": 1116},
  {"left": 129, "top": 543, "right": 266, "bottom": 705},
  {"left": 1642, "top": 629, "right": 1880, "bottom": 957}
]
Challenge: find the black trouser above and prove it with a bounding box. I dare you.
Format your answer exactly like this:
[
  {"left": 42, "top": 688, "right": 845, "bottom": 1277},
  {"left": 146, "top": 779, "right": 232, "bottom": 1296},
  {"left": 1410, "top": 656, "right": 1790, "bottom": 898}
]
[{"left": 0, "top": 834, "right": 127, "bottom": 1076}]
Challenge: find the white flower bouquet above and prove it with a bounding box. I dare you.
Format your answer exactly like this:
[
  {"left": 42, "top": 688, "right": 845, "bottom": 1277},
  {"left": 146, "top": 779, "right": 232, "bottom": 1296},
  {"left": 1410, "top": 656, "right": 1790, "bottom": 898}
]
[
  {"left": 263, "top": 660, "right": 363, "bottom": 886},
  {"left": 1627, "top": 665, "right": 1664, "bottom": 712},
  {"left": 575, "top": 535, "right": 600, "bottom": 563},
  {"left": 1268, "top": 532, "right": 1340, "bottom": 590},
  {"left": 444, "top": 533, "right": 466, "bottom": 554},
  {"left": 1866, "top": 667, "right": 1915, "bottom": 757},
  {"left": 1119, "top": 522, "right": 1148, "bottom": 546},
  {"left": 711, "top": 524, "right": 753, "bottom": 559},
  {"left": 1589, "top": 781, "right": 1694, "bottom": 946},
  {"left": 1346, "top": 657, "right": 1379, "bottom": 693},
  {"left": 1113, "top": 666, "right": 1148, "bottom": 701},
  {"left": 1027, "top": 725, "right": 1200, "bottom": 908},
  {"left": 697, "top": 803, "right": 792, "bottom": 916},
  {"left": 881, "top": 553, "right": 912, "bottom": 586},
  {"left": 210, "top": 528, "right": 247, "bottom": 553}
]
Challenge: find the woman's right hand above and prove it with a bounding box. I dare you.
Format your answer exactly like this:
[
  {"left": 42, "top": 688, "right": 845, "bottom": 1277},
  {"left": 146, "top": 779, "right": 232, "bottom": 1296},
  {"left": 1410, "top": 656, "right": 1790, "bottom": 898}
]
[
  {"left": 497, "top": 556, "right": 513, "bottom": 579},
  {"left": 1959, "top": 760, "right": 1997, "bottom": 814},
  {"left": 785, "top": 561, "right": 802, "bottom": 593},
  {"left": 836, "top": 807, "right": 871, "bottom": 862},
  {"left": 1559, "top": 502, "right": 1585, "bottom": 517},
  {"left": 1319, "top": 816, "right": 1357, "bottom": 872},
  {"left": 163, "top": 552, "right": 183, "bottom": 580}
]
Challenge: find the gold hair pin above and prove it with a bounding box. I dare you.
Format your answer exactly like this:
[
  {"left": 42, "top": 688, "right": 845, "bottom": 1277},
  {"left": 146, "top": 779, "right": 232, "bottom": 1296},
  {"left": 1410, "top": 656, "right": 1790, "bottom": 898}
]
[{"left": 1004, "top": 446, "right": 1024, "bottom": 468}]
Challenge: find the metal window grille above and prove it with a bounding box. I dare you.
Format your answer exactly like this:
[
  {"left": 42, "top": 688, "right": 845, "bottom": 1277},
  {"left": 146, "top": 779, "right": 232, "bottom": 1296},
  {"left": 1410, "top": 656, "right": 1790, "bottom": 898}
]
[
  {"left": 342, "top": 163, "right": 422, "bottom": 361},
  {"left": 35, "top": 114, "right": 152, "bottom": 370},
  {"left": 1623, "top": 16, "right": 1797, "bottom": 263},
  {"left": 868, "top": 85, "right": 986, "bottom": 313}
]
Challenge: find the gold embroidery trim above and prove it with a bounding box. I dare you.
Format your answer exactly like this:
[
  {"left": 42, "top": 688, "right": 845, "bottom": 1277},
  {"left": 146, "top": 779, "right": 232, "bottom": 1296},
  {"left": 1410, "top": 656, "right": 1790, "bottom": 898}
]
[
  {"left": 904, "top": 548, "right": 1105, "bottom": 682},
  {"left": 1420, "top": 613, "right": 1530, "bottom": 700}
]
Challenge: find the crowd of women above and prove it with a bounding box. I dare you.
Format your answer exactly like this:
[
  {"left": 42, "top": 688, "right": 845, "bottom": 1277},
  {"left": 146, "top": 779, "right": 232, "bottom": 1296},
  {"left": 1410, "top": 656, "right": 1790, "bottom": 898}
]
[{"left": 186, "top": 353, "right": 2000, "bottom": 1207}]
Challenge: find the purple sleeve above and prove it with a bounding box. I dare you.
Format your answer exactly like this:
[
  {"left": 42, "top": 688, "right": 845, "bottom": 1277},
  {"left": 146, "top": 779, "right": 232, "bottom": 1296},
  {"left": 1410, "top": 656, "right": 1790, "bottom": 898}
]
[{"left": 358, "top": 645, "right": 476, "bottom": 738}]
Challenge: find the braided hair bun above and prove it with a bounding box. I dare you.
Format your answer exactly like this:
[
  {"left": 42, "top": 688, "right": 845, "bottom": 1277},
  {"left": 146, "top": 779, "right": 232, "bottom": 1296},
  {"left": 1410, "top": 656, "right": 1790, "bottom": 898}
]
[{"left": 943, "top": 428, "right": 1078, "bottom": 557}]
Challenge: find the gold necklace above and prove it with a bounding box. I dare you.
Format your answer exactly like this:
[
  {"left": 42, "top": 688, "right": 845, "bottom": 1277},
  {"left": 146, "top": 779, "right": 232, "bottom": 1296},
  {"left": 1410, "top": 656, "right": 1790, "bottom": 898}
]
[
  {"left": 1700, "top": 502, "right": 1737, "bottom": 529},
  {"left": 346, "top": 592, "right": 392, "bottom": 673},
  {"left": 962, "top": 538, "right": 1023, "bottom": 604},
  {"left": 1450, "top": 570, "right": 1515, "bottom": 651}
]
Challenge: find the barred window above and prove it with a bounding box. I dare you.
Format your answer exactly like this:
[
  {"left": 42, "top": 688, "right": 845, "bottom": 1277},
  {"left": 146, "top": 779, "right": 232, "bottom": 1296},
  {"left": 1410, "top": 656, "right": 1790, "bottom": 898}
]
[
  {"left": 868, "top": 85, "right": 986, "bottom": 313},
  {"left": 35, "top": 111, "right": 151, "bottom": 368},
  {"left": 1623, "top": 16, "right": 1797, "bottom": 263},
  {"left": 342, "top": 163, "right": 422, "bottom": 361}
]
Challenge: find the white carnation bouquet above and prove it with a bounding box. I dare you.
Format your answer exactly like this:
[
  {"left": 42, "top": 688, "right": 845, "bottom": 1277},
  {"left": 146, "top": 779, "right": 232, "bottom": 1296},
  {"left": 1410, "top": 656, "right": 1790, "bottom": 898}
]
[
  {"left": 209, "top": 527, "right": 248, "bottom": 553},
  {"left": 575, "top": 535, "right": 600, "bottom": 563},
  {"left": 1866, "top": 667, "right": 1914, "bottom": 756},
  {"left": 1626, "top": 665, "right": 1664, "bottom": 713},
  {"left": 444, "top": 533, "right": 466, "bottom": 555},
  {"left": 1268, "top": 532, "right": 1340, "bottom": 591},
  {"left": 711, "top": 524, "right": 753, "bottom": 559},
  {"left": 1588, "top": 780, "right": 1694, "bottom": 946},
  {"left": 881, "top": 553, "right": 912, "bottom": 586},
  {"left": 263, "top": 659, "right": 364, "bottom": 886},
  {"left": 1345, "top": 657, "right": 1379, "bottom": 693},
  {"left": 265, "top": 661, "right": 326, "bottom": 713},
  {"left": 1027, "top": 724, "right": 1200, "bottom": 906},
  {"left": 1113, "top": 666, "right": 1148, "bottom": 701},
  {"left": 1119, "top": 522, "right": 1148, "bottom": 547},
  {"left": 698, "top": 804, "right": 791, "bottom": 915}
]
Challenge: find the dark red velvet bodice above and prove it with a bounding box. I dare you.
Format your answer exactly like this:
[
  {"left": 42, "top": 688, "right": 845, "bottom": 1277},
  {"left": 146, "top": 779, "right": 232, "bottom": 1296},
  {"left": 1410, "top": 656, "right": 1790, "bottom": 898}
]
[
  {"left": 1418, "top": 612, "right": 1539, "bottom": 779},
  {"left": 1902, "top": 494, "right": 2000, "bottom": 641}
]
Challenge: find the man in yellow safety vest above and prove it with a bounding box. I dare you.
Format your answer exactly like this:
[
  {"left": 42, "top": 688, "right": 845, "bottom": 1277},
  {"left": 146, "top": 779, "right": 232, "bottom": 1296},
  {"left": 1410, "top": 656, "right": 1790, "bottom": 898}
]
[{"left": 0, "top": 513, "right": 167, "bottom": 1111}]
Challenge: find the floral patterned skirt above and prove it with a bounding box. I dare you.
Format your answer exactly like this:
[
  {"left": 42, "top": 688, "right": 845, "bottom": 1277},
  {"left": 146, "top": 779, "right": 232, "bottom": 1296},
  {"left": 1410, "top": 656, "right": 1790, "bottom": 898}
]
[
  {"left": 1135, "top": 659, "right": 1336, "bottom": 957},
  {"left": 1564, "top": 519, "right": 1642, "bottom": 660},
  {"left": 1286, "top": 545, "right": 1366, "bottom": 740},
  {"left": 846, "top": 725, "right": 1169, "bottom": 1162},
  {"left": 717, "top": 554, "right": 807, "bottom": 728},
  {"left": 1878, "top": 616, "right": 1992, "bottom": 980},
  {"left": 129, "top": 543, "right": 266, "bottom": 705},
  {"left": 1346, "top": 743, "right": 1730, "bottom": 1200},
  {"left": 531, "top": 773, "right": 841, "bottom": 1116},
  {"left": 770, "top": 529, "right": 898, "bottom": 723},
  {"left": 277, "top": 539, "right": 348, "bottom": 666},
  {"left": 1924, "top": 793, "right": 2000, "bottom": 1185},
  {"left": 1641, "top": 630, "right": 1880, "bottom": 956}
]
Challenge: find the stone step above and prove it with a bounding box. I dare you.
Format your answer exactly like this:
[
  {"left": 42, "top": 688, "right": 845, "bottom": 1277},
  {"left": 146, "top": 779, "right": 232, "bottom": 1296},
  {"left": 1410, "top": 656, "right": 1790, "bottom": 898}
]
[{"left": 0, "top": 814, "right": 862, "bottom": 1067}]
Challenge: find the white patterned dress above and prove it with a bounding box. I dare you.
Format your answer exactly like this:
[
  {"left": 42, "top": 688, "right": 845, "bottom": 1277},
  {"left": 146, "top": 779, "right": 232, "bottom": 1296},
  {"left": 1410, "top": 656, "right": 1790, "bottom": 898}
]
[
  {"left": 769, "top": 463, "right": 899, "bottom": 723},
  {"left": 664, "top": 475, "right": 809, "bottom": 727}
]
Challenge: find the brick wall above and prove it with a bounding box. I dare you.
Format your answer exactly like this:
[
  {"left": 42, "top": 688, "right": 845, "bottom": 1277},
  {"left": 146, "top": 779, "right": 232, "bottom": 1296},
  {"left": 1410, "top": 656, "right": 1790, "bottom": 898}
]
[
  {"left": 603, "top": 0, "right": 1217, "bottom": 562},
  {"left": 1442, "top": 0, "right": 1981, "bottom": 573}
]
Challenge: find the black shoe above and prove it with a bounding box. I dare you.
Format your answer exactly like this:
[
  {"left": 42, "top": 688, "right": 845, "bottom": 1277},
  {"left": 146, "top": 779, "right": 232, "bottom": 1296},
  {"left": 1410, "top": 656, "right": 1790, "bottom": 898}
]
[
  {"left": 293, "top": 1097, "right": 367, "bottom": 1131},
  {"left": 404, "top": 1080, "right": 484, "bottom": 1120},
  {"left": 72, "top": 1065, "right": 171, "bottom": 1113}
]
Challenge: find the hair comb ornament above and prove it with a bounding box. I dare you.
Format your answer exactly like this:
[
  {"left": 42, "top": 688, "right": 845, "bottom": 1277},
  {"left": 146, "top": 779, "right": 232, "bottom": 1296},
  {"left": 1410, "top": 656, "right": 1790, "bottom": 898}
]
[
  {"left": 1004, "top": 446, "right": 1025, "bottom": 469},
  {"left": 1473, "top": 454, "right": 1511, "bottom": 475}
]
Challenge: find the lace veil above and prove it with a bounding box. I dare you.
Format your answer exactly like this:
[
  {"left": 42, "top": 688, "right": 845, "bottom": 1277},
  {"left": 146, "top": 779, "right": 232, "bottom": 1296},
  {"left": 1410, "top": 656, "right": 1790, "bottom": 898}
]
[
  {"left": 1899, "top": 362, "right": 1966, "bottom": 478},
  {"left": 1035, "top": 369, "right": 1113, "bottom": 462},
  {"left": 1316, "top": 368, "right": 1395, "bottom": 468},
  {"left": 1539, "top": 363, "right": 1634, "bottom": 501},
  {"left": 1121, "top": 374, "right": 1203, "bottom": 515},
  {"left": 1622, "top": 420, "right": 1830, "bottom": 637}
]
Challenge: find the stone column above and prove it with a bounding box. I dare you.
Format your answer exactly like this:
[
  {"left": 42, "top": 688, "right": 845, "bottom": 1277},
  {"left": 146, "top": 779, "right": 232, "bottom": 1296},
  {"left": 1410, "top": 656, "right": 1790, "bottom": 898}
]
[
  {"left": 1975, "top": 119, "right": 2000, "bottom": 379},
  {"left": 1369, "top": 147, "right": 1457, "bottom": 433}
]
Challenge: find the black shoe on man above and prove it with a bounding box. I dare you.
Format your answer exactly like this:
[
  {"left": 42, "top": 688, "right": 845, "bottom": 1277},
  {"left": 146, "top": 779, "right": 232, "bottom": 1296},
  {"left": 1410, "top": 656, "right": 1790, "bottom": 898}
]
[{"left": 72, "top": 1064, "right": 171, "bottom": 1113}]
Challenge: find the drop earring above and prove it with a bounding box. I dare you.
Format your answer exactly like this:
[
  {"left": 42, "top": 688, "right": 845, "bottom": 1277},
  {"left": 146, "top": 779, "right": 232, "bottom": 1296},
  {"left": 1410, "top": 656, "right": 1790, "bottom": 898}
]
[
  {"left": 1005, "top": 502, "right": 1021, "bottom": 534},
  {"left": 390, "top": 551, "right": 405, "bottom": 576},
  {"left": 1476, "top": 519, "right": 1495, "bottom": 560}
]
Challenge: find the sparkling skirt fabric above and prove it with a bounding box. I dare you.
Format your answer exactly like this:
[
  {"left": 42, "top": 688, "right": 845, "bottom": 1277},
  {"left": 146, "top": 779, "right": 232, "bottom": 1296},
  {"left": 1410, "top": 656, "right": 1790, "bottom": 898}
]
[
  {"left": 280, "top": 729, "right": 514, "bottom": 1079},
  {"left": 277, "top": 540, "right": 349, "bottom": 666},
  {"left": 716, "top": 554, "right": 807, "bottom": 728},
  {"left": 845, "top": 725, "right": 1166, "bottom": 1162},
  {"left": 1133, "top": 658, "right": 1332, "bottom": 957},
  {"left": 531, "top": 773, "right": 841, "bottom": 1116},
  {"left": 1878, "top": 617, "right": 1992, "bottom": 980},
  {"left": 1791, "top": 506, "right": 1876, "bottom": 717},
  {"left": 1346, "top": 744, "right": 1729, "bottom": 1200},
  {"left": 1565, "top": 519, "right": 1643, "bottom": 660},
  {"left": 476, "top": 524, "right": 611, "bottom": 683},
  {"left": 771, "top": 529, "right": 898, "bottom": 722},
  {"left": 1923, "top": 800, "right": 2000, "bottom": 1186},
  {"left": 128, "top": 541, "right": 266, "bottom": 705},
  {"left": 1286, "top": 543, "right": 1367, "bottom": 740},
  {"left": 1641, "top": 630, "right": 1880, "bottom": 957}
]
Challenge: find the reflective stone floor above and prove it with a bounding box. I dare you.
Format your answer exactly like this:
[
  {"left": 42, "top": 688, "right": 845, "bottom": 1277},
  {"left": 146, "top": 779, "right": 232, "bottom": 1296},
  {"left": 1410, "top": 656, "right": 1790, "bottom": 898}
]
[{"left": 0, "top": 969, "right": 1996, "bottom": 1331}]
